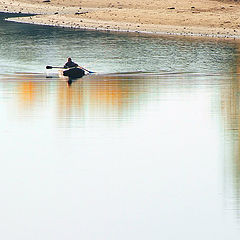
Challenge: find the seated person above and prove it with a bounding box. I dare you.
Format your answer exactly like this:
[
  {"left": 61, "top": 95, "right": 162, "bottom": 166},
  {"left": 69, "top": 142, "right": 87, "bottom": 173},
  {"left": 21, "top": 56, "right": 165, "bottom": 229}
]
[{"left": 64, "top": 57, "right": 78, "bottom": 68}]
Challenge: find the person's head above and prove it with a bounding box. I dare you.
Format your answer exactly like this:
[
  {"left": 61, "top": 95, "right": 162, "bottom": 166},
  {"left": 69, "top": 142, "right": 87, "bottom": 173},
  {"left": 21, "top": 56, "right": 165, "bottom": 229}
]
[{"left": 68, "top": 57, "right": 72, "bottom": 62}]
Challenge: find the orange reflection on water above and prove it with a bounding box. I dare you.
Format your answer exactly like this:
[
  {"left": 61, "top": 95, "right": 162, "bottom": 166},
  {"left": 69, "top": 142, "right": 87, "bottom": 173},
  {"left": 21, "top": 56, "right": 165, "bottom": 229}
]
[
  {"left": 56, "top": 75, "right": 135, "bottom": 122},
  {"left": 11, "top": 74, "right": 49, "bottom": 115},
  {"left": 18, "top": 81, "right": 35, "bottom": 104},
  {"left": 57, "top": 80, "right": 85, "bottom": 120},
  {"left": 13, "top": 73, "right": 148, "bottom": 124},
  {"left": 14, "top": 74, "right": 47, "bottom": 112},
  {"left": 88, "top": 79, "right": 123, "bottom": 109}
]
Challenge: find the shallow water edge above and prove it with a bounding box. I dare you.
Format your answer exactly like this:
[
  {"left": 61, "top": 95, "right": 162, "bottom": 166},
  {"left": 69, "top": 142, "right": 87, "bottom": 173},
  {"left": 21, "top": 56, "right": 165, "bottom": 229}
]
[
  {"left": 2, "top": 9, "right": 240, "bottom": 41},
  {"left": 4, "top": 17, "right": 240, "bottom": 40}
]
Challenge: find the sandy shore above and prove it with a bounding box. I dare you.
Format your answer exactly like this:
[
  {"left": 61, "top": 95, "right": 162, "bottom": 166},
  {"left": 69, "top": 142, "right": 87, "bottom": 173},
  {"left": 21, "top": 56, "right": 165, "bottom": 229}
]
[{"left": 1, "top": 0, "right": 240, "bottom": 38}]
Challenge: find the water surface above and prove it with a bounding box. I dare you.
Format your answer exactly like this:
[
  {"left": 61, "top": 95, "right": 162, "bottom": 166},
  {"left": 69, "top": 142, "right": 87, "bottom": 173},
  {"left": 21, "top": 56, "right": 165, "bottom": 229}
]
[{"left": 1, "top": 12, "right": 240, "bottom": 240}]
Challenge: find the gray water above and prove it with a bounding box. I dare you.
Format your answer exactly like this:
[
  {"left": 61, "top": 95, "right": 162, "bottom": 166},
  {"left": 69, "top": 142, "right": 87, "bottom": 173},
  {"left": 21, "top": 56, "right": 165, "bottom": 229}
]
[{"left": 1, "top": 12, "right": 240, "bottom": 240}]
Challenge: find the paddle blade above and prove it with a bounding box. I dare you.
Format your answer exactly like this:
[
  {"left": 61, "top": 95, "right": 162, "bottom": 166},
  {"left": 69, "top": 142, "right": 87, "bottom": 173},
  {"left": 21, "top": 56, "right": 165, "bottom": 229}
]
[{"left": 46, "top": 66, "right": 53, "bottom": 69}]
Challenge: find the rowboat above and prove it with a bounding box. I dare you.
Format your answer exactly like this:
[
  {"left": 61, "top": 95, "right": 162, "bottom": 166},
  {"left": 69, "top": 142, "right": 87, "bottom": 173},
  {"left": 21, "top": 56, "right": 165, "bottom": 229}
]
[
  {"left": 46, "top": 65, "right": 94, "bottom": 80},
  {"left": 60, "top": 67, "right": 85, "bottom": 79}
]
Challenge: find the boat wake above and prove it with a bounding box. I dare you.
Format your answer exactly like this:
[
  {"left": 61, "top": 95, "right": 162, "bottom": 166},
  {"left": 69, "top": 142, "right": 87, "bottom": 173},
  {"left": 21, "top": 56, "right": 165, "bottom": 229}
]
[{"left": 0, "top": 70, "right": 227, "bottom": 82}]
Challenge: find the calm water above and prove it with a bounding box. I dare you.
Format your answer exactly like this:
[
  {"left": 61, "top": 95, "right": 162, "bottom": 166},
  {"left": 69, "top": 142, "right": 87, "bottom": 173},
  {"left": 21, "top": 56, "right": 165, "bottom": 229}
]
[{"left": 1, "top": 12, "right": 240, "bottom": 239}]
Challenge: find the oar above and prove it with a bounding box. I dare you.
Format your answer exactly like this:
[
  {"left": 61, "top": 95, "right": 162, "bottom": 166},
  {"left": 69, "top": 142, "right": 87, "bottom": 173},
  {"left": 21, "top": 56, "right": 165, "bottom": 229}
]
[
  {"left": 46, "top": 65, "right": 95, "bottom": 73},
  {"left": 79, "top": 66, "right": 95, "bottom": 74},
  {"left": 46, "top": 66, "right": 64, "bottom": 69}
]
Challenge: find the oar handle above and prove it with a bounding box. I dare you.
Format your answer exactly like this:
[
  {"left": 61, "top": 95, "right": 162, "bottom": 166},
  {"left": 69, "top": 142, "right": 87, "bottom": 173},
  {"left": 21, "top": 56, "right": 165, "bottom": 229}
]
[{"left": 46, "top": 66, "right": 64, "bottom": 69}]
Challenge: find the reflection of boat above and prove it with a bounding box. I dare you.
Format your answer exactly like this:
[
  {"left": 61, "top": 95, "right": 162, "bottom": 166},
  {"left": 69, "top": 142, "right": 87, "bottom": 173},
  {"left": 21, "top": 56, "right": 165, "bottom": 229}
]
[{"left": 60, "top": 67, "right": 85, "bottom": 79}]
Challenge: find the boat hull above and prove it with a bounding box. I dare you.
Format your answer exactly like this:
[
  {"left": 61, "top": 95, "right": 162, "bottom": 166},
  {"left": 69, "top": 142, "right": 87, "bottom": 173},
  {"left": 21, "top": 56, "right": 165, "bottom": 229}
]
[{"left": 61, "top": 67, "right": 85, "bottom": 79}]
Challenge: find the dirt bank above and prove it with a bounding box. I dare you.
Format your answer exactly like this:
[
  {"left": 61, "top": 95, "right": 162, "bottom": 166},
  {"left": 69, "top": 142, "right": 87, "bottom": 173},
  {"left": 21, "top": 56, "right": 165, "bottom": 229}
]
[{"left": 1, "top": 0, "right": 240, "bottom": 38}]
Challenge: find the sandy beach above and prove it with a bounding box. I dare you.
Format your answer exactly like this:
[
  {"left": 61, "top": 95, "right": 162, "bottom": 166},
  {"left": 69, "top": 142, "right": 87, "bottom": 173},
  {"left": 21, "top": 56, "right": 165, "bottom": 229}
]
[{"left": 1, "top": 0, "right": 240, "bottom": 38}]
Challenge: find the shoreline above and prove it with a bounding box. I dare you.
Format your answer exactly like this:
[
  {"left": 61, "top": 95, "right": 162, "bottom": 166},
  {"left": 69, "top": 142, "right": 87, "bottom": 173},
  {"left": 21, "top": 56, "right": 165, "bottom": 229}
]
[
  {"left": 1, "top": 0, "right": 240, "bottom": 40},
  {"left": 6, "top": 17, "right": 240, "bottom": 40}
]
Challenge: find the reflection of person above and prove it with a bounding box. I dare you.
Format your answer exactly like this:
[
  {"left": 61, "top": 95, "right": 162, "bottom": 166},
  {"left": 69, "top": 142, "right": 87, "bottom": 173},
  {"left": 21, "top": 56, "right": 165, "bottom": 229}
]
[{"left": 64, "top": 57, "right": 78, "bottom": 69}]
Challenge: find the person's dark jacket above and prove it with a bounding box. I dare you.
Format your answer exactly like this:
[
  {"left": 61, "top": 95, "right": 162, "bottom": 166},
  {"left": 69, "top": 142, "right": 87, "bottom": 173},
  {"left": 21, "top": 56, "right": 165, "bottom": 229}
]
[{"left": 64, "top": 61, "right": 78, "bottom": 69}]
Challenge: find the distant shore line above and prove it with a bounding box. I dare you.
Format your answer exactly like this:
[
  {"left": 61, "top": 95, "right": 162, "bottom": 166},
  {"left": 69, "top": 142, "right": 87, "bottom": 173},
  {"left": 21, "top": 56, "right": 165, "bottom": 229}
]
[
  {"left": 5, "top": 17, "right": 240, "bottom": 40},
  {"left": 1, "top": 0, "right": 240, "bottom": 40}
]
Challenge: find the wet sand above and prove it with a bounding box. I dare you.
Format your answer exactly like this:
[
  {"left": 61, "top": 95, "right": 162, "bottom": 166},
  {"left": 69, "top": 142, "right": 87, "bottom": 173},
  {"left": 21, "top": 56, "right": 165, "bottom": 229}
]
[{"left": 1, "top": 0, "right": 240, "bottom": 38}]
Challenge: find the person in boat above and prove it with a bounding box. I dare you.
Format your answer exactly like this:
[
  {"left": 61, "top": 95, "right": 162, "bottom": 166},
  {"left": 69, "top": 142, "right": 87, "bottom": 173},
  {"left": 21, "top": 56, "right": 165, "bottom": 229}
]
[
  {"left": 63, "top": 57, "right": 85, "bottom": 81},
  {"left": 64, "top": 57, "right": 78, "bottom": 69}
]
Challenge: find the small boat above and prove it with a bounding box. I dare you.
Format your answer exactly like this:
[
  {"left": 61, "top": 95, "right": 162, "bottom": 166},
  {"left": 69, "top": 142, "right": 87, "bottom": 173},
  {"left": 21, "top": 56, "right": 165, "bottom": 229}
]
[
  {"left": 46, "top": 65, "right": 94, "bottom": 79},
  {"left": 62, "top": 67, "right": 85, "bottom": 79}
]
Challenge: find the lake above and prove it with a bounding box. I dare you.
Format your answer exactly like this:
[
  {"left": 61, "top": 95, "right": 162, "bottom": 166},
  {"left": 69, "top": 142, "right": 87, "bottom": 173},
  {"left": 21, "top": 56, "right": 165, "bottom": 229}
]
[{"left": 1, "top": 12, "right": 240, "bottom": 240}]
